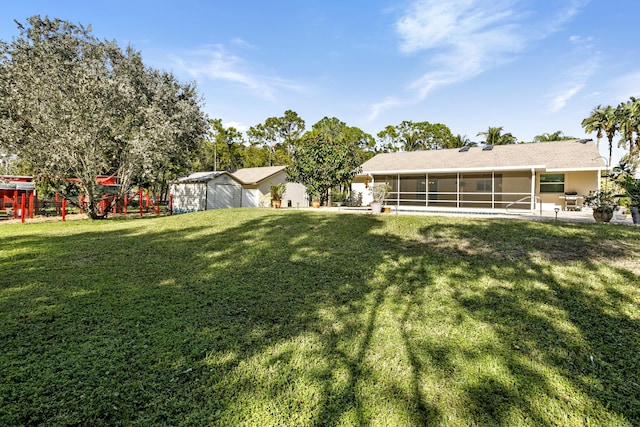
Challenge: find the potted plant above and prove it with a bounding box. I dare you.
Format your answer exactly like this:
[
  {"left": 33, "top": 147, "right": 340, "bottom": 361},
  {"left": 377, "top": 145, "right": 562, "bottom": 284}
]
[
  {"left": 369, "top": 182, "right": 390, "bottom": 214},
  {"left": 619, "top": 175, "right": 640, "bottom": 224},
  {"left": 583, "top": 189, "right": 617, "bottom": 222},
  {"left": 270, "top": 182, "right": 286, "bottom": 208}
]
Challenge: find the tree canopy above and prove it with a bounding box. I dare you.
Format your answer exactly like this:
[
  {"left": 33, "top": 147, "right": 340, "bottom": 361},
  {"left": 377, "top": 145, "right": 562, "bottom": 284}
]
[
  {"left": 0, "top": 16, "right": 208, "bottom": 218},
  {"left": 581, "top": 98, "right": 640, "bottom": 169},
  {"left": 376, "top": 120, "right": 456, "bottom": 151},
  {"left": 287, "top": 117, "right": 367, "bottom": 203},
  {"left": 246, "top": 110, "right": 305, "bottom": 166}
]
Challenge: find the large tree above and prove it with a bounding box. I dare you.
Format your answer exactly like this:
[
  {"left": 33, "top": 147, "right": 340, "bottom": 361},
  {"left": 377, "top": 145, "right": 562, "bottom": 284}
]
[
  {"left": 246, "top": 110, "right": 305, "bottom": 166},
  {"left": 287, "top": 117, "right": 366, "bottom": 204},
  {"left": 204, "top": 119, "right": 245, "bottom": 171},
  {"left": 0, "top": 16, "right": 207, "bottom": 218},
  {"left": 377, "top": 120, "right": 455, "bottom": 151}
]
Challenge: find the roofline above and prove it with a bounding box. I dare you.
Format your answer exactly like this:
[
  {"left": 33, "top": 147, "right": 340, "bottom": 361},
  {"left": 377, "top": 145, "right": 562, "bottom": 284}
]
[
  {"left": 234, "top": 167, "right": 287, "bottom": 185},
  {"left": 545, "top": 167, "right": 605, "bottom": 172},
  {"left": 360, "top": 165, "right": 548, "bottom": 175}
]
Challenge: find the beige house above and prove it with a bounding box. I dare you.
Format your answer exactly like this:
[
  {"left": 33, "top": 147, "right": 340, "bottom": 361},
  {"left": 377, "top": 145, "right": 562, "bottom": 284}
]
[
  {"left": 170, "top": 166, "right": 307, "bottom": 212},
  {"left": 352, "top": 139, "right": 606, "bottom": 212}
]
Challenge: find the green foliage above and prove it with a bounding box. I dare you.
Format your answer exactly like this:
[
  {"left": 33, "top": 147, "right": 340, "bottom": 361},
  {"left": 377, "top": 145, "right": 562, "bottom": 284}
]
[
  {"left": 246, "top": 110, "right": 306, "bottom": 166},
  {"left": 269, "top": 182, "right": 286, "bottom": 201},
  {"left": 377, "top": 120, "right": 456, "bottom": 151},
  {"left": 533, "top": 130, "right": 575, "bottom": 142},
  {"left": 369, "top": 182, "right": 390, "bottom": 202},
  {"left": 0, "top": 16, "right": 208, "bottom": 219},
  {"left": 287, "top": 117, "right": 365, "bottom": 203},
  {"left": 477, "top": 126, "right": 518, "bottom": 145},
  {"left": 583, "top": 189, "right": 617, "bottom": 210},
  {"left": 619, "top": 175, "right": 640, "bottom": 206},
  {"left": 1, "top": 210, "right": 639, "bottom": 425}
]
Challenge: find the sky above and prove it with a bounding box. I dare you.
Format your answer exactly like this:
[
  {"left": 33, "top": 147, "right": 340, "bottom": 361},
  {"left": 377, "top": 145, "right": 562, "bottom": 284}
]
[{"left": 2, "top": 0, "right": 639, "bottom": 164}]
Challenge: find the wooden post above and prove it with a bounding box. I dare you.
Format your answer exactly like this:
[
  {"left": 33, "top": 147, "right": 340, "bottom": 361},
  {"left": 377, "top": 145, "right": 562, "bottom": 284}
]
[
  {"left": 123, "top": 194, "right": 128, "bottom": 214},
  {"left": 13, "top": 189, "right": 18, "bottom": 218},
  {"left": 139, "top": 188, "right": 143, "bottom": 217},
  {"left": 61, "top": 198, "right": 67, "bottom": 221},
  {"left": 169, "top": 194, "right": 173, "bottom": 215},
  {"left": 29, "top": 191, "right": 34, "bottom": 218},
  {"left": 20, "top": 194, "right": 26, "bottom": 223},
  {"left": 113, "top": 195, "right": 117, "bottom": 215}
]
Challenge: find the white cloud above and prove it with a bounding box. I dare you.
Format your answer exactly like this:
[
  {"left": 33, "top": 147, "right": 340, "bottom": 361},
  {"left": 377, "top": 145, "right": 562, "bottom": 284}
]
[
  {"left": 607, "top": 72, "right": 640, "bottom": 102},
  {"left": 223, "top": 121, "right": 248, "bottom": 132},
  {"left": 368, "top": 96, "right": 404, "bottom": 121},
  {"left": 170, "top": 45, "right": 304, "bottom": 101},
  {"left": 368, "top": 0, "right": 589, "bottom": 119},
  {"left": 547, "top": 59, "right": 599, "bottom": 112}
]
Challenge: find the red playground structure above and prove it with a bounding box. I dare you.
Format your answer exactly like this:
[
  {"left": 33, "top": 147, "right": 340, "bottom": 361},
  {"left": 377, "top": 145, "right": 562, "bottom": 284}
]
[
  {"left": 0, "top": 175, "right": 36, "bottom": 223},
  {"left": 1, "top": 175, "right": 173, "bottom": 223}
]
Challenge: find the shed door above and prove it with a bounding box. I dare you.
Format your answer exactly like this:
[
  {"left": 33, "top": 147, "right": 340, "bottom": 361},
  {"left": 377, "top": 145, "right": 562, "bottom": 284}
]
[{"left": 212, "top": 183, "right": 241, "bottom": 209}]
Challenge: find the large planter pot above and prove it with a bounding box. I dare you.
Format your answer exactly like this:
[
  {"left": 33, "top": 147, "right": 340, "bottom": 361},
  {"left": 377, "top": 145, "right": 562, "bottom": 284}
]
[
  {"left": 271, "top": 199, "right": 282, "bottom": 209},
  {"left": 592, "top": 207, "right": 614, "bottom": 223},
  {"left": 631, "top": 206, "right": 640, "bottom": 224},
  {"left": 370, "top": 201, "right": 383, "bottom": 214},
  {"left": 311, "top": 201, "right": 321, "bottom": 208}
]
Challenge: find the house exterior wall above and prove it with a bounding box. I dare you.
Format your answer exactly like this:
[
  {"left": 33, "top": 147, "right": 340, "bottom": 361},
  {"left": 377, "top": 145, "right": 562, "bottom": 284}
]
[
  {"left": 242, "top": 188, "right": 260, "bottom": 207},
  {"left": 536, "top": 170, "right": 599, "bottom": 210},
  {"left": 169, "top": 182, "right": 206, "bottom": 212},
  {"left": 353, "top": 169, "right": 600, "bottom": 212},
  {"left": 255, "top": 172, "right": 308, "bottom": 208}
]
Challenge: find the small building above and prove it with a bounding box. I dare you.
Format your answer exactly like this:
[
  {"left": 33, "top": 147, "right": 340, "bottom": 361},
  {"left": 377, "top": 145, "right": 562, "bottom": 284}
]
[
  {"left": 0, "top": 175, "right": 36, "bottom": 217},
  {"left": 170, "top": 166, "right": 307, "bottom": 212},
  {"left": 352, "top": 139, "right": 606, "bottom": 212}
]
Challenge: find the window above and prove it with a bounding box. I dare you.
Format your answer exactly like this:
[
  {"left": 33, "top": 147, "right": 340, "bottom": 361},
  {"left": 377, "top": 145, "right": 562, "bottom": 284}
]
[{"left": 540, "top": 173, "right": 565, "bottom": 193}]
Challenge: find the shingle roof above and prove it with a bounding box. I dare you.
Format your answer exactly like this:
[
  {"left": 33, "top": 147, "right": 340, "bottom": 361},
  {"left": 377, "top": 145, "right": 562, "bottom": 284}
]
[
  {"left": 360, "top": 140, "right": 606, "bottom": 174},
  {"left": 176, "top": 171, "right": 222, "bottom": 183},
  {"left": 230, "top": 166, "right": 287, "bottom": 185}
]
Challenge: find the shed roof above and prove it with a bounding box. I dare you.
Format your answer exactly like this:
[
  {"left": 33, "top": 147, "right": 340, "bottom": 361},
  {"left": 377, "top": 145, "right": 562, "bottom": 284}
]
[
  {"left": 176, "top": 171, "right": 222, "bottom": 183},
  {"left": 360, "top": 140, "right": 606, "bottom": 174}
]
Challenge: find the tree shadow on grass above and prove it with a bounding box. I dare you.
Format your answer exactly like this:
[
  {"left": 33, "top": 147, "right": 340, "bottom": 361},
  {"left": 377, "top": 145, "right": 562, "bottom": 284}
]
[
  {"left": 1, "top": 212, "right": 638, "bottom": 426},
  {"left": 400, "top": 219, "right": 640, "bottom": 425},
  {"left": 0, "top": 210, "right": 439, "bottom": 425}
]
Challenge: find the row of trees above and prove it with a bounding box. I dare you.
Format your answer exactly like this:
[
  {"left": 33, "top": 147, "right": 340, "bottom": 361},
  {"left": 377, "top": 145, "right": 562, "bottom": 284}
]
[
  {"left": 4, "top": 17, "right": 636, "bottom": 218},
  {"left": 581, "top": 97, "right": 640, "bottom": 167}
]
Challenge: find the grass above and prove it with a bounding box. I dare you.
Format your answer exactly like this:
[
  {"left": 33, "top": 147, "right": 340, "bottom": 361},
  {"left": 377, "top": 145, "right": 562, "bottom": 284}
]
[{"left": 1, "top": 209, "right": 639, "bottom": 426}]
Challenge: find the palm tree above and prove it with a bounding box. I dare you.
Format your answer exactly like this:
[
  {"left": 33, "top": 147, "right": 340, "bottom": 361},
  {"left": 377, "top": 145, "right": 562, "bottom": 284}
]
[
  {"left": 476, "top": 126, "right": 518, "bottom": 145},
  {"left": 582, "top": 105, "right": 618, "bottom": 167},
  {"left": 451, "top": 134, "right": 472, "bottom": 148},
  {"left": 581, "top": 105, "right": 606, "bottom": 149},
  {"left": 533, "top": 130, "right": 574, "bottom": 142},
  {"left": 616, "top": 97, "right": 640, "bottom": 155}
]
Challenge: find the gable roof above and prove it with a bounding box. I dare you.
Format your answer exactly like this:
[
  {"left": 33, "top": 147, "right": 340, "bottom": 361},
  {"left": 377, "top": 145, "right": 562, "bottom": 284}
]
[
  {"left": 360, "top": 140, "right": 606, "bottom": 174},
  {"left": 231, "top": 166, "right": 286, "bottom": 185}
]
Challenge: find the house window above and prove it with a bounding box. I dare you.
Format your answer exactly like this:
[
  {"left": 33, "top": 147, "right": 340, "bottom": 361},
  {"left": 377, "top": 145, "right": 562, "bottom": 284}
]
[{"left": 540, "top": 173, "right": 565, "bottom": 193}]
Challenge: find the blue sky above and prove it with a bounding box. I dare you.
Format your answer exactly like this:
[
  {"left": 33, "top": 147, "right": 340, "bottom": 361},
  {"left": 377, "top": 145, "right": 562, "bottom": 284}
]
[{"left": 2, "top": 1, "right": 639, "bottom": 162}]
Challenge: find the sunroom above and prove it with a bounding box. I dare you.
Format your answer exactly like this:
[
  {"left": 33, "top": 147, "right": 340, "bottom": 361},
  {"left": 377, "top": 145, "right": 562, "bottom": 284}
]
[{"left": 352, "top": 140, "right": 606, "bottom": 212}]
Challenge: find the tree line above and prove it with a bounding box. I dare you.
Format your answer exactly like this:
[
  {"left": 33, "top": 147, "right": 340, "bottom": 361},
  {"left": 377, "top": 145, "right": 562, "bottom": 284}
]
[{"left": 2, "top": 16, "right": 638, "bottom": 217}]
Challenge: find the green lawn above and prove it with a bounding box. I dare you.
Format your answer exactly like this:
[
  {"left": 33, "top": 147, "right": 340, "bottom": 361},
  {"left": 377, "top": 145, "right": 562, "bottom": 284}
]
[{"left": 1, "top": 209, "right": 639, "bottom": 426}]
